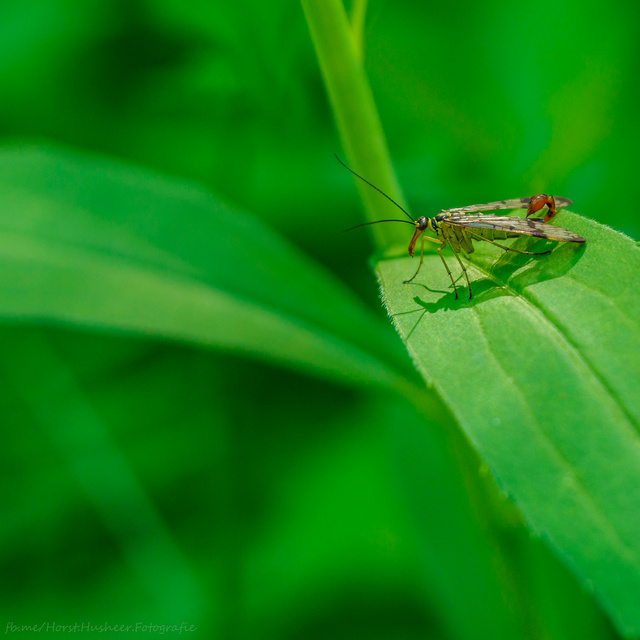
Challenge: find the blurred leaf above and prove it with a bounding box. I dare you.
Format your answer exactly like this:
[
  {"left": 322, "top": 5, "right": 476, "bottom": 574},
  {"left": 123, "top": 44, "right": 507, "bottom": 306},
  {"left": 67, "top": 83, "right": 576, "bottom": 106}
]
[
  {"left": 376, "top": 210, "right": 640, "bottom": 636},
  {"left": 0, "top": 329, "right": 207, "bottom": 623},
  {"left": 0, "top": 145, "right": 417, "bottom": 394},
  {"left": 1, "top": 325, "right": 430, "bottom": 635}
]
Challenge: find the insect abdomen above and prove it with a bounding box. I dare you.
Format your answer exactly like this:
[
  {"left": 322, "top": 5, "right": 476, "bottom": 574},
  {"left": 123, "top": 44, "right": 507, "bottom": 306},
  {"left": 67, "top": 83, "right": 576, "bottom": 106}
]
[{"left": 440, "top": 224, "right": 475, "bottom": 254}]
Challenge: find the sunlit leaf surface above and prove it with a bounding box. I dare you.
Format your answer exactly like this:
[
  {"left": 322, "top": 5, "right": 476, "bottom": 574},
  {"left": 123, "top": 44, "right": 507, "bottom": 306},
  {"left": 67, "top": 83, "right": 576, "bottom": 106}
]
[{"left": 377, "top": 212, "right": 640, "bottom": 635}]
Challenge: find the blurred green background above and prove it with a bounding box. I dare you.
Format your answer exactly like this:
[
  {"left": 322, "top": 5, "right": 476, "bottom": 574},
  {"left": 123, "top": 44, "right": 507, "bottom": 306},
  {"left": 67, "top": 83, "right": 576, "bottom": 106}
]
[{"left": 1, "top": 0, "right": 636, "bottom": 638}]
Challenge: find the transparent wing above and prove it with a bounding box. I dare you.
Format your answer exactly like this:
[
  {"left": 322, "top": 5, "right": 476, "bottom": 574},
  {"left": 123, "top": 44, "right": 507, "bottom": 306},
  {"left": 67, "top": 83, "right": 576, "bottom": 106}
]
[
  {"left": 443, "top": 196, "right": 573, "bottom": 215},
  {"left": 444, "top": 214, "right": 585, "bottom": 243}
]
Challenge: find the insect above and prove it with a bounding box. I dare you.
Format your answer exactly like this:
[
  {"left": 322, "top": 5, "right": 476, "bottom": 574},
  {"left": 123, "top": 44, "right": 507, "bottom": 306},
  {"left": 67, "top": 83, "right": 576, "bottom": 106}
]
[{"left": 339, "top": 158, "right": 586, "bottom": 299}]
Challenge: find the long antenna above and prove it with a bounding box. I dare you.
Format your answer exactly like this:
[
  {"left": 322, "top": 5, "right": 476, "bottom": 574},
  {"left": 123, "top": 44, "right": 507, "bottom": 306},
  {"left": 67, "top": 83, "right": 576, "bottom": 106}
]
[
  {"left": 335, "top": 154, "right": 413, "bottom": 222},
  {"left": 344, "top": 219, "right": 416, "bottom": 232}
]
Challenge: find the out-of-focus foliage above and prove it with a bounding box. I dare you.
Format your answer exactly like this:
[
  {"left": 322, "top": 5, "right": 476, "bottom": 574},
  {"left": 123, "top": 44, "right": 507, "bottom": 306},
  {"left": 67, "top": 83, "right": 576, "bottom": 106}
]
[{"left": 1, "top": 0, "right": 637, "bottom": 638}]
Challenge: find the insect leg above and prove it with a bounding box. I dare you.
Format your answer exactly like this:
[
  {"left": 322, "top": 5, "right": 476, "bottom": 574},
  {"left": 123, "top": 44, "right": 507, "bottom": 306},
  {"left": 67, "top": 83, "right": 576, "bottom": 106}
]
[
  {"left": 437, "top": 245, "right": 459, "bottom": 299},
  {"left": 450, "top": 246, "right": 472, "bottom": 299},
  {"left": 404, "top": 235, "right": 441, "bottom": 284},
  {"left": 466, "top": 230, "right": 552, "bottom": 255}
]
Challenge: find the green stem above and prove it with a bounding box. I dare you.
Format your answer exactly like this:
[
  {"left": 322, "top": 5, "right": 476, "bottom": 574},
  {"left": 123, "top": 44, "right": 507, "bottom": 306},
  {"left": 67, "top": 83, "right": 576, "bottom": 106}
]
[
  {"left": 303, "top": 7, "right": 551, "bottom": 636},
  {"left": 301, "top": 0, "right": 409, "bottom": 249},
  {"left": 349, "top": 0, "right": 369, "bottom": 61}
]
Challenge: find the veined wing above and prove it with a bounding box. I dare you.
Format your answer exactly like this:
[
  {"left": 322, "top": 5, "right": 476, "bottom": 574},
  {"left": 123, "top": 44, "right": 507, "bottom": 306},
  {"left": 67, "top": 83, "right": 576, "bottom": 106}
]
[
  {"left": 444, "top": 214, "right": 586, "bottom": 243},
  {"left": 443, "top": 196, "right": 573, "bottom": 215}
]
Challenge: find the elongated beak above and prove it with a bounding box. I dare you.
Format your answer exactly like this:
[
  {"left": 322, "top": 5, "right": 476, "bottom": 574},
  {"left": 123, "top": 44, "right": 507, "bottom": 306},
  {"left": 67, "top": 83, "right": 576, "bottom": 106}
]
[{"left": 408, "top": 226, "right": 423, "bottom": 257}]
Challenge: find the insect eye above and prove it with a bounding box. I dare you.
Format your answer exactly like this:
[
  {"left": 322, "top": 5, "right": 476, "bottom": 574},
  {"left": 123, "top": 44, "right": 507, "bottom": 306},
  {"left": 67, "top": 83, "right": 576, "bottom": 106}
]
[{"left": 418, "top": 217, "right": 428, "bottom": 229}]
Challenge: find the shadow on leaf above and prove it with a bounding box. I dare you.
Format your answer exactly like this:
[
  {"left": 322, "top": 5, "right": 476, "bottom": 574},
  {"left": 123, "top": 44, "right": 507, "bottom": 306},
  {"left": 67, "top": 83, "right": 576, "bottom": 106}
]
[{"left": 391, "top": 239, "right": 585, "bottom": 323}]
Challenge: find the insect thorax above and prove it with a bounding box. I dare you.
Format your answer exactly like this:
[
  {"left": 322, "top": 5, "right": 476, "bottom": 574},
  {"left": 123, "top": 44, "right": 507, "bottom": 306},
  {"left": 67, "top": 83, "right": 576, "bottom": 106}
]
[{"left": 427, "top": 214, "right": 446, "bottom": 234}]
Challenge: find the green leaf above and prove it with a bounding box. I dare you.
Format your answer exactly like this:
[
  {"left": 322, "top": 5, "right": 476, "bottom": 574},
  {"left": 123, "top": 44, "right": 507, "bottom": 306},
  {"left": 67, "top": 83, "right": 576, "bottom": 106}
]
[
  {"left": 376, "top": 210, "right": 640, "bottom": 636},
  {"left": 0, "top": 145, "right": 416, "bottom": 394}
]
